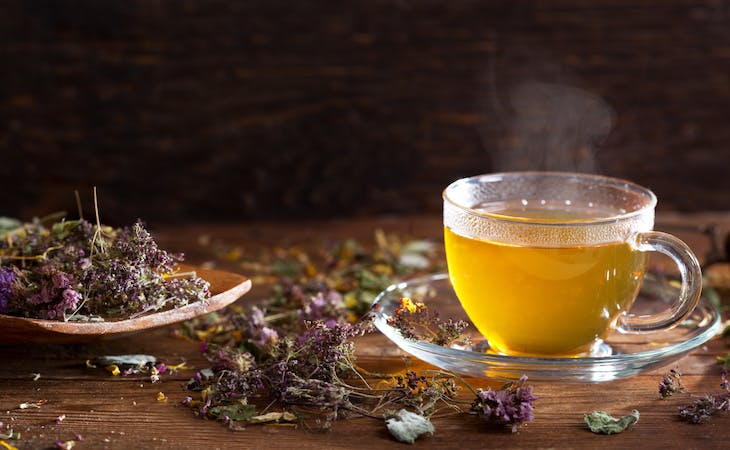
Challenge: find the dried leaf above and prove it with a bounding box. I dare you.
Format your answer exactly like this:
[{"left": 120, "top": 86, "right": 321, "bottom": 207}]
[
  {"left": 398, "top": 253, "right": 431, "bottom": 269},
  {"left": 93, "top": 354, "right": 156, "bottom": 369},
  {"left": 385, "top": 409, "right": 435, "bottom": 444},
  {"left": 247, "top": 412, "right": 298, "bottom": 424},
  {"left": 584, "top": 410, "right": 639, "bottom": 434},
  {"left": 18, "top": 400, "right": 47, "bottom": 409},
  {"left": 208, "top": 402, "right": 257, "bottom": 421},
  {"left": 0, "top": 430, "right": 20, "bottom": 440},
  {"left": 400, "top": 240, "right": 437, "bottom": 255},
  {"left": 0, "top": 217, "right": 22, "bottom": 234}
]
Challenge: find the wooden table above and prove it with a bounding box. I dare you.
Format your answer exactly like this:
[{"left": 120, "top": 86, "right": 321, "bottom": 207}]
[{"left": 2, "top": 213, "right": 730, "bottom": 449}]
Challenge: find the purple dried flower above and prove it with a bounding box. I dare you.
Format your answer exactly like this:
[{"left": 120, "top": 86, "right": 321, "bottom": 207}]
[
  {"left": 50, "top": 270, "right": 71, "bottom": 290},
  {"left": 245, "top": 306, "right": 279, "bottom": 349},
  {"left": 112, "top": 221, "right": 181, "bottom": 272},
  {"left": 1, "top": 217, "right": 209, "bottom": 321},
  {"left": 659, "top": 367, "right": 683, "bottom": 399},
  {"left": 0, "top": 266, "right": 16, "bottom": 314},
  {"left": 676, "top": 369, "right": 730, "bottom": 424},
  {"left": 678, "top": 394, "right": 730, "bottom": 424},
  {"left": 471, "top": 375, "right": 537, "bottom": 432},
  {"left": 301, "top": 291, "right": 346, "bottom": 323}
]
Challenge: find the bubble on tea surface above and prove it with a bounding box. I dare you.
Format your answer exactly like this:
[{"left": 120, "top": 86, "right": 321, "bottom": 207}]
[{"left": 443, "top": 175, "right": 654, "bottom": 247}]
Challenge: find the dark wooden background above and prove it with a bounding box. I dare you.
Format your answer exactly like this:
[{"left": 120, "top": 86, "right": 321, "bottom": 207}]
[{"left": 2, "top": 0, "right": 730, "bottom": 225}]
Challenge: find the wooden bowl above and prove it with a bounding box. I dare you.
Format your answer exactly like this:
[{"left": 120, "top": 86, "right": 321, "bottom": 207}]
[{"left": 0, "top": 265, "right": 251, "bottom": 344}]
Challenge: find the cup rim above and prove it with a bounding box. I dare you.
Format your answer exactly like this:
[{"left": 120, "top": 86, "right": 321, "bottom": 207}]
[{"left": 442, "top": 171, "right": 658, "bottom": 227}]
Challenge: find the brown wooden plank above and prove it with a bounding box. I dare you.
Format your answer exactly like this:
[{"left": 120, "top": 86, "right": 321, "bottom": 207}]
[{"left": 1, "top": 214, "right": 729, "bottom": 448}]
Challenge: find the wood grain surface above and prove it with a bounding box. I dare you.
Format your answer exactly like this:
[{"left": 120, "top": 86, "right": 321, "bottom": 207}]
[
  {"left": 2, "top": 1, "right": 730, "bottom": 224},
  {"left": 1, "top": 214, "right": 729, "bottom": 449}
]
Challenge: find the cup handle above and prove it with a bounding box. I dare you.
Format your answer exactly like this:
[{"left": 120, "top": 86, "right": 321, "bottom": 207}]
[{"left": 618, "top": 231, "right": 703, "bottom": 333}]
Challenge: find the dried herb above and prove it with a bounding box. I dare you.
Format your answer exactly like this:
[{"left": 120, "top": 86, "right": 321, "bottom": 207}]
[
  {"left": 18, "top": 400, "right": 47, "bottom": 410},
  {"left": 678, "top": 394, "right": 730, "bottom": 424},
  {"left": 658, "top": 367, "right": 684, "bottom": 399},
  {"left": 584, "top": 410, "right": 639, "bottom": 434},
  {"left": 86, "top": 354, "right": 185, "bottom": 383},
  {"left": 180, "top": 231, "right": 535, "bottom": 433},
  {"left": 677, "top": 369, "right": 730, "bottom": 423},
  {"left": 0, "top": 426, "right": 20, "bottom": 440},
  {"left": 717, "top": 352, "right": 730, "bottom": 368},
  {"left": 92, "top": 354, "right": 156, "bottom": 368},
  {"left": 385, "top": 409, "right": 435, "bottom": 444},
  {"left": 0, "top": 213, "right": 209, "bottom": 321},
  {"left": 387, "top": 297, "right": 470, "bottom": 346},
  {"left": 470, "top": 375, "right": 537, "bottom": 432},
  {"left": 53, "top": 440, "right": 76, "bottom": 450}
]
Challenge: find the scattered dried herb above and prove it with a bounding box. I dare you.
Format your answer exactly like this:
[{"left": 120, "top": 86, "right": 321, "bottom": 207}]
[
  {"left": 0, "top": 424, "right": 20, "bottom": 440},
  {"left": 677, "top": 369, "right": 730, "bottom": 424},
  {"left": 180, "top": 231, "right": 536, "bottom": 433},
  {"left": 717, "top": 352, "right": 730, "bottom": 368},
  {"left": 584, "top": 410, "right": 639, "bottom": 434},
  {"left": 86, "top": 354, "right": 184, "bottom": 383},
  {"left": 658, "top": 367, "right": 684, "bottom": 399},
  {"left": 18, "top": 400, "right": 47, "bottom": 410},
  {"left": 470, "top": 375, "right": 537, "bottom": 432},
  {"left": 93, "top": 354, "right": 157, "bottom": 368},
  {"left": 385, "top": 409, "right": 435, "bottom": 444},
  {"left": 0, "top": 213, "right": 209, "bottom": 321},
  {"left": 53, "top": 440, "right": 76, "bottom": 450},
  {"left": 387, "top": 297, "right": 469, "bottom": 346},
  {"left": 678, "top": 394, "right": 730, "bottom": 424}
]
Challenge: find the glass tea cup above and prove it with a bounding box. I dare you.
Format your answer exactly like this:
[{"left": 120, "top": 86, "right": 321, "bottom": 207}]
[{"left": 442, "top": 171, "right": 702, "bottom": 357}]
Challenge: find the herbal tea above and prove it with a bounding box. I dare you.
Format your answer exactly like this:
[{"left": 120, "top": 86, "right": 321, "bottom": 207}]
[
  {"left": 444, "top": 206, "right": 647, "bottom": 356},
  {"left": 443, "top": 172, "right": 702, "bottom": 357}
]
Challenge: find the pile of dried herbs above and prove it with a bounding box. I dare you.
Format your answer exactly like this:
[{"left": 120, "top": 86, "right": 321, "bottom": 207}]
[
  {"left": 179, "top": 230, "right": 536, "bottom": 436},
  {"left": 0, "top": 214, "right": 209, "bottom": 321}
]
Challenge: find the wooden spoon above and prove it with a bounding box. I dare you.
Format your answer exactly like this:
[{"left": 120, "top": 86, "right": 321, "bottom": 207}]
[{"left": 0, "top": 265, "right": 251, "bottom": 344}]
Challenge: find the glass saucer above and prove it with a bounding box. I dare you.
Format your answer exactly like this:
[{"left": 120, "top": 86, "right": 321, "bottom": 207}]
[{"left": 371, "top": 273, "right": 722, "bottom": 382}]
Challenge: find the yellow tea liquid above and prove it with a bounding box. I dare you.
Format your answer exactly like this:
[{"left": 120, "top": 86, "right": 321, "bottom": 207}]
[{"left": 444, "top": 208, "right": 647, "bottom": 356}]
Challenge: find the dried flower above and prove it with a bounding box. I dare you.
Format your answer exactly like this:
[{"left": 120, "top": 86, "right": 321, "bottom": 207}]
[
  {"left": 87, "top": 354, "right": 183, "bottom": 383},
  {"left": 0, "top": 266, "right": 16, "bottom": 314},
  {"left": 658, "top": 367, "right": 684, "bottom": 398},
  {"left": 676, "top": 369, "right": 730, "bottom": 423},
  {"left": 181, "top": 231, "right": 532, "bottom": 435},
  {"left": 678, "top": 394, "right": 730, "bottom": 424},
  {"left": 0, "top": 216, "right": 209, "bottom": 321},
  {"left": 470, "top": 375, "right": 536, "bottom": 432},
  {"left": 18, "top": 400, "right": 47, "bottom": 409},
  {"left": 53, "top": 440, "right": 75, "bottom": 450},
  {"left": 387, "top": 297, "right": 470, "bottom": 347}
]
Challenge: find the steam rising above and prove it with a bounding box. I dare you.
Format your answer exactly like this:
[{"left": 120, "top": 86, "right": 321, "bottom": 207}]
[{"left": 494, "top": 81, "right": 615, "bottom": 173}]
